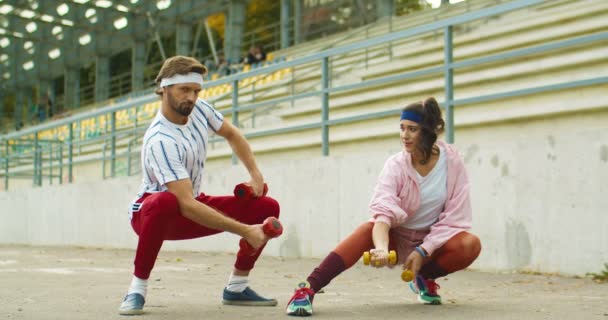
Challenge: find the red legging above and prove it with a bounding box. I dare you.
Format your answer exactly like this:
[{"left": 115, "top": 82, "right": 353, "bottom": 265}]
[
  {"left": 307, "top": 222, "right": 481, "bottom": 293},
  {"left": 130, "top": 192, "right": 280, "bottom": 279}
]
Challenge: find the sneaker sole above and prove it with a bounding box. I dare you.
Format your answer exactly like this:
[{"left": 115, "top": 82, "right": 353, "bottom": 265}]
[
  {"left": 118, "top": 309, "right": 144, "bottom": 315},
  {"left": 222, "top": 299, "right": 278, "bottom": 306},
  {"left": 287, "top": 307, "right": 312, "bottom": 317},
  {"left": 417, "top": 295, "right": 442, "bottom": 305}
]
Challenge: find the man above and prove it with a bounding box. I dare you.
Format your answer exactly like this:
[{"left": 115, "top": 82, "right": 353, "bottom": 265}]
[{"left": 119, "top": 56, "right": 280, "bottom": 315}]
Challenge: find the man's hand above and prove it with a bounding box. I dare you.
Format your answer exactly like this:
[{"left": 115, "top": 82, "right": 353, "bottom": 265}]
[
  {"left": 370, "top": 248, "right": 390, "bottom": 268},
  {"left": 247, "top": 175, "right": 265, "bottom": 198},
  {"left": 240, "top": 224, "right": 268, "bottom": 250},
  {"left": 404, "top": 249, "right": 425, "bottom": 277},
  {"left": 216, "top": 120, "right": 265, "bottom": 198}
]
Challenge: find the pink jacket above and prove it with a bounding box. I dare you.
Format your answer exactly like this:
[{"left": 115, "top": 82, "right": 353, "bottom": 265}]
[{"left": 368, "top": 140, "right": 472, "bottom": 255}]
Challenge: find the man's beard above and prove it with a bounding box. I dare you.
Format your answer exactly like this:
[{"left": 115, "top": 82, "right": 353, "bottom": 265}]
[
  {"left": 173, "top": 102, "right": 194, "bottom": 116},
  {"left": 168, "top": 91, "right": 194, "bottom": 116}
]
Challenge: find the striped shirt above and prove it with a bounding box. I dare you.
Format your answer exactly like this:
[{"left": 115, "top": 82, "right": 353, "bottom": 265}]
[{"left": 129, "top": 98, "right": 224, "bottom": 218}]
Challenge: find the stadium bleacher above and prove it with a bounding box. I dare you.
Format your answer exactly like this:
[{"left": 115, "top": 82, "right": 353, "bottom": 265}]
[{"left": 1, "top": 0, "right": 607, "bottom": 188}]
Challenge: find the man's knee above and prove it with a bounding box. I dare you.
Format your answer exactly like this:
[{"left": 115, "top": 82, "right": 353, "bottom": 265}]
[
  {"left": 261, "top": 196, "right": 280, "bottom": 218},
  {"left": 144, "top": 192, "right": 180, "bottom": 218}
]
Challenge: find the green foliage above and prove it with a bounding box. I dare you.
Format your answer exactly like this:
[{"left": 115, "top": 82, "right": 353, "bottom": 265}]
[
  {"left": 396, "top": 0, "right": 432, "bottom": 16},
  {"left": 586, "top": 263, "right": 608, "bottom": 283},
  {"left": 245, "top": 0, "right": 281, "bottom": 49}
]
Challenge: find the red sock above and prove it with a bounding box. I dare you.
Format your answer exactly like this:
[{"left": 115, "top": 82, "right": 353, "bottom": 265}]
[{"left": 306, "top": 251, "right": 346, "bottom": 293}]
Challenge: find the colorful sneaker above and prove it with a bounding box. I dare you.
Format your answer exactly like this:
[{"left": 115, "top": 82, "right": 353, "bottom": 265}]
[
  {"left": 118, "top": 293, "right": 145, "bottom": 315},
  {"left": 409, "top": 275, "right": 442, "bottom": 305},
  {"left": 286, "top": 282, "right": 315, "bottom": 317},
  {"left": 222, "top": 287, "right": 278, "bottom": 306}
]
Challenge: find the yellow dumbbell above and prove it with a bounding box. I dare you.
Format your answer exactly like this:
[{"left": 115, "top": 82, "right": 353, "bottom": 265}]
[
  {"left": 362, "top": 250, "right": 397, "bottom": 266},
  {"left": 401, "top": 269, "right": 414, "bottom": 282},
  {"left": 361, "top": 251, "right": 414, "bottom": 282}
]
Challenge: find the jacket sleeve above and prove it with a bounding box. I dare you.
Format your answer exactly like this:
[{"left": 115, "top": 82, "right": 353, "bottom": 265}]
[
  {"left": 420, "top": 155, "right": 472, "bottom": 255},
  {"left": 368, "top": 157, "right": 409, "bottom": 227}
]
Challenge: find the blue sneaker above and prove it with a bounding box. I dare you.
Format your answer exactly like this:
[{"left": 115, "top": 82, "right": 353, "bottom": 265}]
[
  {"left": 118, "top": 293, "right": 145, "bottom": 315},
  {"left": 222, "top": 287, "right": 278, "bottom": 306},
  {"left": 409, "top": 275, "right": 442, "bottom": 305}
]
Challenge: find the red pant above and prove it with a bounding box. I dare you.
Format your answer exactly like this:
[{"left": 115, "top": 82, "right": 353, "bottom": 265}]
[
  {"left": 306, "top": 222, "right": 481, "bottom": 293},
  {"left": 335, "top": 222, "right": 481, "bottom": 273},
  {"left": 130, "top": 192, "right": 280, "bottom": 279}
]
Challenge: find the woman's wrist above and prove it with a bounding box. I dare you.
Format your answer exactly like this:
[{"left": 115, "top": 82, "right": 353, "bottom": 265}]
[
  {"left": 415, "top": 246, "right": 427, "bottom": 258},
  {"left": 372, "top": 222, "right": 390, "bottom": 252}
]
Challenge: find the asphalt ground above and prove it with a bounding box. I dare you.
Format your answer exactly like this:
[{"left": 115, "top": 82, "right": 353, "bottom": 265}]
[{"left": 1, "top": 245, "right": 606, "bottom": 320}]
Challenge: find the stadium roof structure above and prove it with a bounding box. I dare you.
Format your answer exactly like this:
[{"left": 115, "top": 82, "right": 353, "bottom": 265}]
[{"left": 0, "top": 0, "right": 233, "bottom": 92}]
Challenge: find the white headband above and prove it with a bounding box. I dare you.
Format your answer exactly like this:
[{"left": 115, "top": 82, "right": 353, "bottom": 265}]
[{"left": 160, "top": 72, "right": 204, "bottom": 88}]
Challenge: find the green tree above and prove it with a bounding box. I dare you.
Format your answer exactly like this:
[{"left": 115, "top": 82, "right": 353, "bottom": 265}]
[
  {"left": 245, "top": 0, "right": 281, "bottom": 51},
  {"left": 396, "top": 0, "right": 432, "bottom": 16}
]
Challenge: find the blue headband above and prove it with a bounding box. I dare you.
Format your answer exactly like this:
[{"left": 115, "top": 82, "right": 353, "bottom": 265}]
[{"left": 400, "top": 110, "right": 422, "bottom": 123}]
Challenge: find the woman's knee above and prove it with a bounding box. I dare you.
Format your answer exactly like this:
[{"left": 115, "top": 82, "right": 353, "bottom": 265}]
[
  {"left": 434, "top": 232, "right": 481, "bottom": 272},
  {"left": 465, "top": 234, "right": 482, "bottom": 260},
  {"left": 452, "top": 232, "right": 482, "bottom": 260}
]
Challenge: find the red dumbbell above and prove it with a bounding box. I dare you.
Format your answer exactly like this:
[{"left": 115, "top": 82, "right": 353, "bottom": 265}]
[
  {"left": 239, "top": 216, "right": 283, "bottom": 255},
  {"left": 234, "top": 183, "right": 268, "bottom": 200}
]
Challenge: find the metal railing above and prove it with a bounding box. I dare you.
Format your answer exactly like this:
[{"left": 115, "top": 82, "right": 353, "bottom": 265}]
[
  {"left": 1, "top": 0, "right": 607, "bottom": 191},
  {"left": 42, "top": 0, "right": 423, "bottom": 120},
  {"left": 32, "top": 0, "right": 486, "bottom": 130}
]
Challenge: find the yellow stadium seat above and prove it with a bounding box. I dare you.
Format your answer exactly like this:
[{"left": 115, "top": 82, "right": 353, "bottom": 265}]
[{"left": 222, "top": 84, "right": 231, "bottom": 95}]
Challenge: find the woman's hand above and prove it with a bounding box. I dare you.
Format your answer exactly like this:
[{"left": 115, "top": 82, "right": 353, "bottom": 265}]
[
  {"left": 370, "top": 248, "right": 390, "bottom": 268},
  {"left": 404, "top": 249, "right": 425, "bottom": 277},
  {"left": 371, "top": 222, "right": 390, "bottom": 267}
]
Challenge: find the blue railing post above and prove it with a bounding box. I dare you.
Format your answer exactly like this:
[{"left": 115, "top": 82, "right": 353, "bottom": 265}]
[
  {"left": 444, "top": 25, "right": 454, "bottom": 144},
  {"left": 321, "top": 57, "right": 330, "bottom": 156},
  {"left": 34, "top": 133, "right": 41, "bottom": 186},
  {"left": 111, "top": 112, "right": 117, "bottom": 177},
  {"left": 4, "top": 140, "right": 9, "bottom": 190},
  {"left": 49, "top": 143, "right": 53, "bottom": 185},
  {"left": 231, "top": 79, "right": 239, "bottom": 164},
  {"left": 58, "top": 144, "right": 63, "bottom": 185},
  {"left": 68, "top": 123, "right": 73, "bottom": 183}
]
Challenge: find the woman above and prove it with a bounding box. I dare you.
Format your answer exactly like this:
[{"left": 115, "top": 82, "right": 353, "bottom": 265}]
[{"left": 286, "top": 97, "right": 482, "bottom": 316}]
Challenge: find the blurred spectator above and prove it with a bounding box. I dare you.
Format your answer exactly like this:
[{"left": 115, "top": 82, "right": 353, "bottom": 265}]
[
  {"left": 206, "top": 55, "right": 239, "bottom": 77},
  {"left": 217, "top": 57, "right": 234, "bottom": 76},
  {"left": 37, "top": 104, "right": 46, "bottom": 123},
  {"left": 204, "top": 58, "right": 217, "bottom": 74},
  {"left": 40, "top": 95, "right": 54, "bottom": 122},
  {"left": 243, "top": 45, "right": 266, "bottom": 65},
  {"left": 47, "top": 97, "right": 54, "bottom": 119}
]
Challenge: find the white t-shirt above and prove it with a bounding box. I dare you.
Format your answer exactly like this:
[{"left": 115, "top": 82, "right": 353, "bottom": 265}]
[
  {"left": 402, "top": 146, "right": 448, "bottom": 230},
  {"left": 130, "top": 98, "right": 224, "bottom": 218}
]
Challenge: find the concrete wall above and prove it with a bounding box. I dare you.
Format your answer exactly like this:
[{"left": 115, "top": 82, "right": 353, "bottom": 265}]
[
  {"left": 1, "top": 106, "right": 607, "bottom": 276},
  {"left": 1, "top": 0, "right": 607, "bottom": 277}
]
